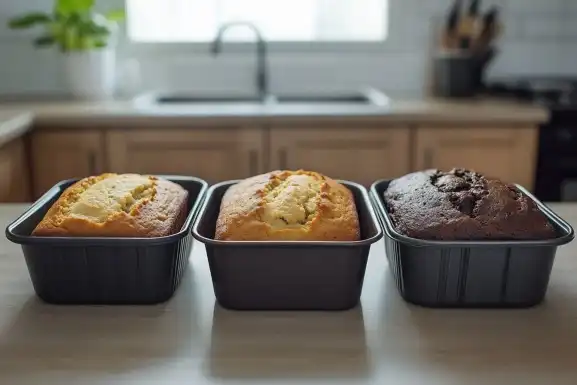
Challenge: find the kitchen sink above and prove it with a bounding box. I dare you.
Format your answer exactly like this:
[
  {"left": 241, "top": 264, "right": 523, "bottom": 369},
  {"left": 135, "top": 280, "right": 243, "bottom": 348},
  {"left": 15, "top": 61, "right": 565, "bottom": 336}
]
[
  {"left": 275, "top": 89, "right": 389, "bottom": 106},
  {"left": 134, "top": 88, "right": 389, "bottom": 108},
  {"left": 275, "top": 95, "right": 372, "bottom": 104},
  {"left": 157, "top": 96, "right": 264, "bottom": 103},
  {"left": 138, "top": 93, "right": 274, "bottom": 105}
]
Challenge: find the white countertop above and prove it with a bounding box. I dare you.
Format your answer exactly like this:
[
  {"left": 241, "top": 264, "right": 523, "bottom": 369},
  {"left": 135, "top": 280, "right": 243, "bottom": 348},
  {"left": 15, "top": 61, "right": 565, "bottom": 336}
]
[{"left": 1, "top": 203, "right": 576, "bottom": 385}]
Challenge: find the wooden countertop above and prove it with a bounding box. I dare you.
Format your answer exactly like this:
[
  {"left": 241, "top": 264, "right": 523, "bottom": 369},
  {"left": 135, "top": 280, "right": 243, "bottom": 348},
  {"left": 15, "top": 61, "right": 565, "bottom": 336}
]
[{"left": 0, "top": 203, "right": 576, "bottom": 385}]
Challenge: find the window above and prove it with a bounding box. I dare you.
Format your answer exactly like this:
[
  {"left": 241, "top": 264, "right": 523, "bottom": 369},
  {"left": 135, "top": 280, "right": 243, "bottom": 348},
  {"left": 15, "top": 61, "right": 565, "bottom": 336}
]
[{"left": 126, "top": 0, "right": 388, "bottom": 43}]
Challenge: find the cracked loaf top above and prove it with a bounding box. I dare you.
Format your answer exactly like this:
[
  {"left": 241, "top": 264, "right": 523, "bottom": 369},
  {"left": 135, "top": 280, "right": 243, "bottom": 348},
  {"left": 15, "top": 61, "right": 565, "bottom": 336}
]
[
  {"left": 384, "top": 168, "right": 556, "bottom": 240},
  {"left": 33, "top": 173, "right": 188, "bottom": 237},
  {"left": 215, "top": 170, "right": 360, "bottom": 241}
]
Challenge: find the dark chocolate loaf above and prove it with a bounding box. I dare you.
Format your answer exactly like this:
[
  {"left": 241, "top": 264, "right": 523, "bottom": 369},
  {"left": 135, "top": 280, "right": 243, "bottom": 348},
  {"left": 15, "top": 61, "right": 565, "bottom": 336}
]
[{"left": 384, "top": 168, "right": 557, "bottom": 240}]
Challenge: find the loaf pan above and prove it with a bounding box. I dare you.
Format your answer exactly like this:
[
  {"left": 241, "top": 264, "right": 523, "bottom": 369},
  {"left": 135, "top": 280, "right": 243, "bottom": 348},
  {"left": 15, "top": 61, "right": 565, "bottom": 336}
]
[
  {"left": 192, "top": 180, "right": 383, "bottom": 311},
  {"left": 5, "top": 176, "right": 208, "bottom": 305},
  {"left": 370, "top": 179, "right": 574, "bottom": 308}
]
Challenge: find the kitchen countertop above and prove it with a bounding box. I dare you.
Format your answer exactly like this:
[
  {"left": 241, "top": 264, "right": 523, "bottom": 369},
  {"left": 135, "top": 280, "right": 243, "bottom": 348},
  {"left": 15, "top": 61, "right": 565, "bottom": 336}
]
[
  {"left": 0, "top": 203, "right": 576, "bottom": 385},
  {"left": 0, "top": 97, "right": 549, "bottom": 144},
  {"left": 0, "top": 111, "right": 32, "bottom": 147}
]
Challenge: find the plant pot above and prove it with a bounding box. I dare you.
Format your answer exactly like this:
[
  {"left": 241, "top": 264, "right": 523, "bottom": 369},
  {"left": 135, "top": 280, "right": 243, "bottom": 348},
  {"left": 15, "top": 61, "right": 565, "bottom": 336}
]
[{"left": 62, "top": 49, "right": 116, "bottom": 100}]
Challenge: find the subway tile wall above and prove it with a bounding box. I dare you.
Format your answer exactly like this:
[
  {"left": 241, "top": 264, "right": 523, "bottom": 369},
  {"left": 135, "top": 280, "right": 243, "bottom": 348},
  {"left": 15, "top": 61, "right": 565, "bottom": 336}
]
[{"left": 0, "top": 0, "right": 575, "bottom": 98}]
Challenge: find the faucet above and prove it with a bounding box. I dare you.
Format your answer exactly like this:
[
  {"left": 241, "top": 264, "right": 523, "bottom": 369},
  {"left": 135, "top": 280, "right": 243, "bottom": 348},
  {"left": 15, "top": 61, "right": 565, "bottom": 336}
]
[{"left": 210, "top": 22, "right": 270, "bottom": 102}]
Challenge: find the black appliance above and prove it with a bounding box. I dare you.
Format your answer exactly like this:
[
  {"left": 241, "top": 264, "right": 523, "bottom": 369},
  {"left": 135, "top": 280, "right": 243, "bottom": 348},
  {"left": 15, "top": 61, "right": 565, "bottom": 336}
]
[{"left": 486, "top": 76, "right": 577, "bottom": 202}]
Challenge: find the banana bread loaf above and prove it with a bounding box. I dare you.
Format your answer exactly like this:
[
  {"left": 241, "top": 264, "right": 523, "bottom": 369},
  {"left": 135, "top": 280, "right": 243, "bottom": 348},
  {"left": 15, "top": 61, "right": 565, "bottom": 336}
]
[
  {"left": 33, "top": 173, "right": 188, "bottom": 237},
  {"left": 215, "top": 170, "right": 361, "bottom": 241},
  {"left": 384, "top": 168, "right": 556, "bottom": 240}
]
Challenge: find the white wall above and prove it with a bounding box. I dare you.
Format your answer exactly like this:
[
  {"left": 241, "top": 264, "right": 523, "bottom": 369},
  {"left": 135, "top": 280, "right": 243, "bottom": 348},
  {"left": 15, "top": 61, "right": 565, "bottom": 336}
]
[{"left": 0, "top": 0, "right": 576, "bottom": 98}]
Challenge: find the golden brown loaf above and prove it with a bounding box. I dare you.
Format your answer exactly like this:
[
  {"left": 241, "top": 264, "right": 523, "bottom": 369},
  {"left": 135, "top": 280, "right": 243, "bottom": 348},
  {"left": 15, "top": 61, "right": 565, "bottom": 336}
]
[
  {"left": 215, "top": 170, "right": 361, "bottom": 241},
  {"left": 33, "top": 173, "right": 188, "bottom": 237}
]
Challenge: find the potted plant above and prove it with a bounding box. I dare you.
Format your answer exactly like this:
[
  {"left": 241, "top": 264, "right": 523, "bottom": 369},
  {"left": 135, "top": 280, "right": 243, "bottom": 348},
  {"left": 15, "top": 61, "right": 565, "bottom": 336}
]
[{"left": 8, "top": 0, "right": 125, "bottom": 100}]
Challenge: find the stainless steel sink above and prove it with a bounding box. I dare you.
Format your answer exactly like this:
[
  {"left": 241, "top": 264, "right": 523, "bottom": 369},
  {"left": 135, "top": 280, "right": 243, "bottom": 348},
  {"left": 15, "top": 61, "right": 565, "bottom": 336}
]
[
  {"left": 275, "top": 89, "right": 389, "bottom": 106},
  {"left": 137, "top": 21, "right": 389, "bottom": 110},
  {"left": 275, "top": 95, "right": 371, "bottom": 104},
  {"left": 157, "top": 95, "right": 264, "bottom": 104},
  {"left": 136, "top": 92, "right": 275, "bottom": 105},
  {"left": 134, "top": 88, "right": 389, "bottom": 108}
]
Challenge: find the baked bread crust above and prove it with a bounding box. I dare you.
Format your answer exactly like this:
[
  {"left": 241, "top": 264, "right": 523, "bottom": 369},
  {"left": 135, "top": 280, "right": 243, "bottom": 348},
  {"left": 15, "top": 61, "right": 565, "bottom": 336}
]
[
  {"left": 384, "top": 168, "right": 557, "bottom": 240},
  {"left": 215, "top": 170, "right": 361, "bottom": 241},
  {"left": 32, "top": 173, "right": 188, "bottom": 237}
]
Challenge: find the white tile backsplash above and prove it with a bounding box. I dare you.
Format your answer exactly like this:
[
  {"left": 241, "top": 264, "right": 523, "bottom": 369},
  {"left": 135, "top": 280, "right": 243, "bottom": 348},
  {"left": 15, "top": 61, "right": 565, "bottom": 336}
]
[
  {"left": 487, "top": 41, "right": 562, "bottom": 76},
  {"left": 0, "top": 0, "right": 576, "bottom": 97},
  {"left": 0, "top": 41, "right": 65, "bottom": 94},
  {"left": 500, "top": 18, "right": 523, "bottom": 41},
  {"left": 520, "top": 18, "right": 564, "bottom": 40},
  {"left": 564, "top": 2, "right": 577, "bottom": 14},
  {"left": 506, "top": 0, "right": 565, "bottom": 14},
  {"left": 561, "top": 16, "right": 577, "bottom": 38}
]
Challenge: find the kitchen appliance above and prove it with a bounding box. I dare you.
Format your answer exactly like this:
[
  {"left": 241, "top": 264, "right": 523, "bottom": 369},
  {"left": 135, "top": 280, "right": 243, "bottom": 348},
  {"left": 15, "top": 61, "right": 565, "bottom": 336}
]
[{"left": 486, "top": 77, "right": 577, "bottom": 202}]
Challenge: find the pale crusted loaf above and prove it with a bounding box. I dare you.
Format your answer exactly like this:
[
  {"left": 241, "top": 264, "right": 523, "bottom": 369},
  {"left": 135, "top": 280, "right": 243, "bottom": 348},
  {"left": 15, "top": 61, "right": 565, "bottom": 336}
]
[
  {"left": 215, "top": 170, "right": 361, "bottom": 241},
  {"left": 33, "top": 173, "right": 188, "bottom": 237}
]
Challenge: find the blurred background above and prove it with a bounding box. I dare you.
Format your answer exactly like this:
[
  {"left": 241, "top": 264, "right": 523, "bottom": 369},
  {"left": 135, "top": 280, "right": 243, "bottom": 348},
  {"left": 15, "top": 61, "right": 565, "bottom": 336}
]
[{"left": 0, "top": 0, "right": 576, "bottom": 204}]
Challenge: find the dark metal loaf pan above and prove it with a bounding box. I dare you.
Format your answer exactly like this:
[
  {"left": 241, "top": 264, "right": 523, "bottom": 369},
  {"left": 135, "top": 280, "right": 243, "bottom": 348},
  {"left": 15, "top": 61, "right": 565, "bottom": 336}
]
[
  {"left": 192, "top": 180, "right": 383, "bottom": 311},
  {"left": 5, "top": 175, "right": 208, "bottom": 305},
  {"left": 370, "top": 179, "right": 574, "bottom": 308}
]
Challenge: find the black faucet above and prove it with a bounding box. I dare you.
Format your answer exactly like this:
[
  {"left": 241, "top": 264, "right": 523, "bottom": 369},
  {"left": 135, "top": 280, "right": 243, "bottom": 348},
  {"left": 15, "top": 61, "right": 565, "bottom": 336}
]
[{"left": 210, "top": 22, "right": 269, "bottom": 102}]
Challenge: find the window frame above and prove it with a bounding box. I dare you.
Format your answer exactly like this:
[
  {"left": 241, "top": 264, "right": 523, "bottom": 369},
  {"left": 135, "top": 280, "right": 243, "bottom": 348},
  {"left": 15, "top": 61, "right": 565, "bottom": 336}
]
[
  {"left": 125, "top": 40, "right": 397, "bottom": 56},
  {"left": 121, "top": 0, "right": 393, "bottom": 55}
]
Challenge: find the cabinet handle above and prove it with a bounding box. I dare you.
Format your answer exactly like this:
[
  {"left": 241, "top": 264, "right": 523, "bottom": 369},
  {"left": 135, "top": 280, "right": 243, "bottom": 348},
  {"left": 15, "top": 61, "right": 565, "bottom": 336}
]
[
  {"left": 88, "top": 152, "right": 97, "bottom": 175},
  {"left": 424, "top": 148, "right": 433, "bottom": 169},
  {"left": 248, "top": 150, "right": 258, "bottom": 175},
  {"left": 278, "top": 148, "right": 288, "bottom": 170}
]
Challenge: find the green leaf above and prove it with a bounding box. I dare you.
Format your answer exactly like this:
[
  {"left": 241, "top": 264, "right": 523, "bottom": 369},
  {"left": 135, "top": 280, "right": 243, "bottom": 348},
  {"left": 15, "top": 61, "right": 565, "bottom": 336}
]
[
  {"left": 63, "top": 27, "right": 79, "bottom": 51},
  {"left": 34, "top": 35, "right": 56, "bottom": 47},
  {"left": 76, "top": 17, "right": 110, "bottom": 40},
  {"left": 8, "top": 13, "right": 51, "bottom": 29},
  {"left": 78, "top": 36, "right": 91, "bottom": 50},
  {"left": 9, "top": 0, "right": 118, "bottom": 52},
  {"left": 105, "top": 9, "right": 125, "bottom": 22},
  {"left": 88, "top": 24, "right": 110, "bottom": 36},
  {"left": 48, "top": 22, "right": 63, "bottom": 38},
  {"left": 56, "top": 0, "right": 95, "bottom": 15}
]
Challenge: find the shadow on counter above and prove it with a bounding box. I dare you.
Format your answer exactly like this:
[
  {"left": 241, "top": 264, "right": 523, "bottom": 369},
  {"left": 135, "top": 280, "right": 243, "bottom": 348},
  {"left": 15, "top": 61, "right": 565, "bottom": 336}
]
[
  {"left": 0, "top": 266, "right": 200, "bottom": 376},
  {"left": 204, "top": 303, "right": 372, "bottom": 380},
  {"left": 377, "top": 264, "right": 577, "bottom": 378}
]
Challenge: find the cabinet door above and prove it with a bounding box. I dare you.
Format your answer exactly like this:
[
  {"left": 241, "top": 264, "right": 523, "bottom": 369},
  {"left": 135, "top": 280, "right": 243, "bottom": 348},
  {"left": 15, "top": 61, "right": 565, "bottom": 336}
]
[
  {"left": 106, "top": 127, "right": 264, "bottom": 184},
  {"left": 415, "top": 127, "right": 538, "bottom": 189},
  {"left": 270, "top": 126, "right": 411, "bottom": 186},
  {"left": 0, "top": 138, "right": 30, "bottom": 202},
  {"left": 31, "top": 131, "right": 105, "bottom": 198}
]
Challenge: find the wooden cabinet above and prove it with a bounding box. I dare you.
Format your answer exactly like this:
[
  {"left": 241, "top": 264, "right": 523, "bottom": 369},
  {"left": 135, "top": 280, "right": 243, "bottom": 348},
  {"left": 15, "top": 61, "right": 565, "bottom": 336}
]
[
  {"left": 0, "top": 138, "right": 30, "bottom": 202},
  {"left": 414, "top": 127, "right": 539, "bottom": 189},
  {"left": 31, "top": 131, "right": 105, "bottom": 198},
  {"left": 106, "top": 127, "right": 264, "bottom": 184},
  {"left": 24, "top": 122, "right": 542, "bottom": 199},
  {"left": 269, "top": 125, "right": 411, "bottom": 186}
]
